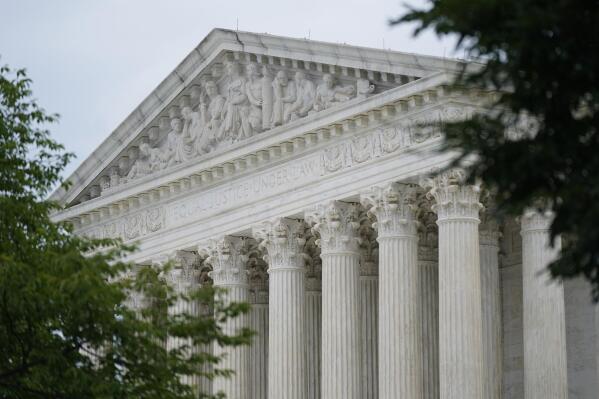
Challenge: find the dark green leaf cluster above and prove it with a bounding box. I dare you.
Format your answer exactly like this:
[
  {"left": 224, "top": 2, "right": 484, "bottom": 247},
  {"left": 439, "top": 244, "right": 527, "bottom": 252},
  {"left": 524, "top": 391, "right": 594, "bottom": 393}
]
[
  {"left": 394, "top": 0, "right": 599, "bottom": 299},
  {"left": 0, "top": 64, "right": 252, "bottom": 398}
]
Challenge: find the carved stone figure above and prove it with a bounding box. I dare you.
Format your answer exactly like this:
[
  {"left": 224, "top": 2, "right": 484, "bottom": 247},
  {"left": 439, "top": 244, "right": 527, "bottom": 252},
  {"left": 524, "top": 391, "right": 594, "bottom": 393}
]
[
  {"left": 182, "top": 105, "right": 209, "bottom": 156},
  {"left": 219, "top": 61, "right": 251, "bottom": 142},
  {"left": 126, "top": 142, "right": 154, "bottom": 179},
  {"left": 244, "top": 63, "right": 263, "bottom": 134},
  {"left": 313, "top": 73, "right": 355, "bottom": 111},
  {"left": 356, "top": 78, "right": 375, "bottom": 100},
  {"left": 287, "top": 71, "right": 315, "bottom": 121},
  {"left": 271, "top": 70, "right": 296, "bottom": 127},
  {"left": 199, "top": 79, "right": 225, "bottom": 151},
  {"left": 261, "top": 66, "right": 274, "bottom": 130},
  {"left": 164, "top": 117, "right": 194, "bottom": 167}
]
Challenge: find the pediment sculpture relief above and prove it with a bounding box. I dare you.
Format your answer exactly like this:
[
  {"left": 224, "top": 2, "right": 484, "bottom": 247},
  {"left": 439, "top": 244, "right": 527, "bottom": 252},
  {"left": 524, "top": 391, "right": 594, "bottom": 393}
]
[{"left": 118, "top": 60, "right": 378, "bottom": 186}]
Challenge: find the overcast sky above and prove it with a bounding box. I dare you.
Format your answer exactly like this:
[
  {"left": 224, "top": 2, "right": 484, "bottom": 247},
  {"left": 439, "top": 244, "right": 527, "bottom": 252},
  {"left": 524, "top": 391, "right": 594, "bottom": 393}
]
[{"left": 0, "top": 0, "right": 457, "bottom": 178}]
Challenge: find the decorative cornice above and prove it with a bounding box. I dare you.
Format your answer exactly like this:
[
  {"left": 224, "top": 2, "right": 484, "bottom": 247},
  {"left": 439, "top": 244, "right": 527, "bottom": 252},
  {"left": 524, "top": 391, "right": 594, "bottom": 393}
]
[
  {"left": 52, "top": 72, "right": 485, "bottom": 226},
  {"left": 360, "top": 182, "right": 419, "bottom": 239},
  {"left": 305, "top": 201, "right": 361, "bottom": 255},
  {"left": 253, "top": 218, "right": 306, "bottom": 271},
  {"left": 199, "top": 236, "right": 249, "bottom": 287},
  {"left": 52, "top": 28, "right": 474, "bottom": 207},
  {"left": 420, "top": 168, "right": 483, "bottom": 221}
]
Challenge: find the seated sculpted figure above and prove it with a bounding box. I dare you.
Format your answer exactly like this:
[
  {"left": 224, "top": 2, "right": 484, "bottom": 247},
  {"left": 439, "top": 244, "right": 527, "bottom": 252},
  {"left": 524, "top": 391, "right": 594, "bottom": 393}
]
[
  {"left": 182, "top": 105, "right": 207, "bottom": 156},
  {"left": 198, "top": 80, "right": 225, "bottom": 152},
  {"left": 286, "top": 71, "right": 315, "bottom": 121},
  {"left": 127, "top": 142, "right": 154, "bottom": 179},
  {"left": 271, "top": 70, "right": 296, "bottom": 126},
  {"left": 313, "top": 73, "right": 355, "bottom": 111}
]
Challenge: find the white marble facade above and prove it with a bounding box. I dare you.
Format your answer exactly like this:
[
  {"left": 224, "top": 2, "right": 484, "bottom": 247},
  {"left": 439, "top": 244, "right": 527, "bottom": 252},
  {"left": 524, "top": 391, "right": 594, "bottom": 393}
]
[{"left": 52, "top": 29, "right": 599, "bottom": 398}]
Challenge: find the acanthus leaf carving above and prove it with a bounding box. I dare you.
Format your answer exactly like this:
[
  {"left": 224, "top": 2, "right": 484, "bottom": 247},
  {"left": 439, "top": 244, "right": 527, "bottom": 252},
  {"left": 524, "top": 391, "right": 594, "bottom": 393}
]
[
  {"left": 419, "top": 168, "right": 483, "bottom": 221},
  {"left": 305, "top": 201, "right": 361, "bottom": 254},
  {"left": 253, "top": 218, "right": 307, "bottom": 271},
  {"left": 360, "top": 182, "right": 419, "bottom": 238},
  {"left": 199, "top": 236, "right": 249, "bottom": 287}
]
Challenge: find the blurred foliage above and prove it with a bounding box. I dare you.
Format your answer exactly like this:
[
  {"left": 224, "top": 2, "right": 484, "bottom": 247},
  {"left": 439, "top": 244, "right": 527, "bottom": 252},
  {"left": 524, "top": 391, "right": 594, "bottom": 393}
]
[
  {"left": 393, "top": 0, "right": 599, "bottom": 299},
  {"left": 0, "top": 63, "right": 252, "bottom": 398}
]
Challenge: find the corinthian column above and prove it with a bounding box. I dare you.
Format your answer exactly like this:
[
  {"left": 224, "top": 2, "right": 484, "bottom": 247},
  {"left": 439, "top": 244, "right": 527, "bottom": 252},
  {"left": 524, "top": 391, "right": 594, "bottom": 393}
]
[
  {"left": 202, "top": 236, "right": 250, "bottom": 399},
  {"left": 479, "top": 206, "right": 502, "bottom": 399},
  {"left": 164, "top": 251, "right": 202, "bottom": 391},
  {"left": 304, "top": 229, "right": 322, "bottom": 399},
  {"left": 306, "top": 201, "right": 362, "bottom": 399},
  {"left": 247, "top": 243, "right": 269, "bottom": 399},
  {"left": 254, "top": 218, "right": 307, "bottom": 399},
  {"left": 362, "top": 182, "right": 422, "bottom": 399},
  {"left": 417, "top": 198, "right": 439, "bottom": 399},
  {"left": 422, "top": 169, "right": 484, "bottom": 399},
  {"left": 521, "top": 210, "right": 568, "bottom": 399}
]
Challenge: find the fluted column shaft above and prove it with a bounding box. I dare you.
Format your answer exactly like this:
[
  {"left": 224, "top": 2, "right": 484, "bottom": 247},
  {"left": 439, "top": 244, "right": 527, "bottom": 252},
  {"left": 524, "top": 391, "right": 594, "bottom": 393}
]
[
  {"left": 359, "top": 274, "right": 378, "bottom": 399},
  {"left": 203, "top": 237, "right": 251, "bottom": 399},
  {"left": 255, "top": 219, "right": 307, "bottom": 399},
  {"left": 521, "top": 211, "right": 568, "bottom": 399},
  {"left": 423, "top": 170, "right": 484, "bottom": 399},
  {"left": 249, "top": 295, "right": 268, "bottom": 399},
  {"left": 419, "top": 257, "right": 439, "bottom": 399},
  {"left": 362, "top": 183, "right": 422, "bottom": 399},
  {"left": 306, "top": 278, "right": 322, "bottom": 399},
  {"left": 480, "top": 227, "right": 502, "bottom": 399},
  {"left": 306, "top": 201, "right": 362, "bottom": 399},
  {"left": 166, "top": 268, "right": 203, "bottom": 390}
]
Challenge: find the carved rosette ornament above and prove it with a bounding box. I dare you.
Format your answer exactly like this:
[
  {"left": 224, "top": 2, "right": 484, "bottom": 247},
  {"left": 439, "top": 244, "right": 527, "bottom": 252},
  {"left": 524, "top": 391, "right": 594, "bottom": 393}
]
[
  {"left": 305, "top": 201, "right": 361, "bottom": 255},
  {"left": 253, "top": 218, "right": 307, "bottom": 271},
  {"left": 361, "top": 182, "right": 419, "bottom": 238},
  {"left": 421, "top": 168, "right": 483, "bottom": 221},
  {"left": 200, "top": 236, "right": 249, "bottom": 287}
]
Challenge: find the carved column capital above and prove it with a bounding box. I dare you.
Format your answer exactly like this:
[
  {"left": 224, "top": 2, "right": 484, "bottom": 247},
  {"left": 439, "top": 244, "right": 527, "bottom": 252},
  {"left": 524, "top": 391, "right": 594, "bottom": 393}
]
[
  {"left": 199, "top": 236, "right": 249, "bottom": 287},
  {"left": 305, "top": 201, "right": 361, "bottom": 254},
  {"left": 520, "top": 208, "right": 553, "bottom": 234},
  {"left": 164, "top": 250, "right": 202, "bottom": 288},
  {"left": 417, "top": 195, "right": 439, "bottom": 262},
  {"left": 253, "top": 218, "right": 306, "bottom": 271},
  {"left": 420, "top": 169, "right": 483, "bottom": 221},
  {"left": 360, "top": 182, "right": 419, "bottom": 238},
  {"left": 479, "top": 195, "right": 501, "bottom": 247}
]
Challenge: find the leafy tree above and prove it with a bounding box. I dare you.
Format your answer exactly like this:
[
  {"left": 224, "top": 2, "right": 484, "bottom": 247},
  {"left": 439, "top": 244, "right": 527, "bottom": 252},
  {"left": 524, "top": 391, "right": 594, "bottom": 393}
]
[
  {"left": 393, "top": 0, "right": 599, "bottom": 299},
  {"left": 0, "top": 63, "right": 252, "bottom": 398}
]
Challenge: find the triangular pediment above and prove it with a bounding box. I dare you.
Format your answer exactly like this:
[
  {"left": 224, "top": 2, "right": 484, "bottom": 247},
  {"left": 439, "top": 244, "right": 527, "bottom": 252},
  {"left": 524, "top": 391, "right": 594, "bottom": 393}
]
[{"left": 52, "top": 28, "right": 464, "bottom": 207}]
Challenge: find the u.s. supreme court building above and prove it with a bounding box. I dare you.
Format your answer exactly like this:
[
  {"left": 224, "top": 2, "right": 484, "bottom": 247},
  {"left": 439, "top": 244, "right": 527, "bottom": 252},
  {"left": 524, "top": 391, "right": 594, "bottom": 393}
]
[{"left": 51, "top": 29, "right": 599, "bottom": 399}]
